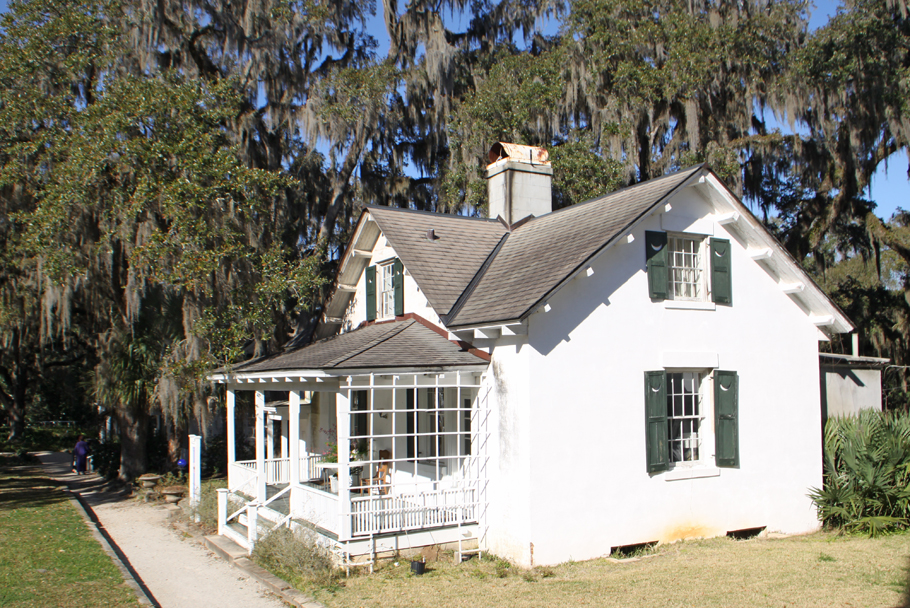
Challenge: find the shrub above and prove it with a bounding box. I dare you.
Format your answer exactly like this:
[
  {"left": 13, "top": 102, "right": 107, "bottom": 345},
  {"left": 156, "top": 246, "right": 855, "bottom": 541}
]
[
  {"left": 252, "top": 526, "right": 339, "bottom": 590},
  {"left": 92, "top": 440, "right": 122, "bottom": 479},
  {"left": 809, "top": 409, "right": 910, "bottom": 535},
  {"left": 192, "top": 479, "right": 230, "bottom": 532}
]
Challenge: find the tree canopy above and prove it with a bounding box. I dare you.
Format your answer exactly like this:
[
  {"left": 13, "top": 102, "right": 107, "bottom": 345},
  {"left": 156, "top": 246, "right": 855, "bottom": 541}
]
[{"left": 2, "top": 0, "right": 910, "bottom": 474}]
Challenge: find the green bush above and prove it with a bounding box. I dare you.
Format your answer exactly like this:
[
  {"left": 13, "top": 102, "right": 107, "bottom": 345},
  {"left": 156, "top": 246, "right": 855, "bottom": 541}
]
[
  {"left": 252, "top": 526, "right": 339, "bottom": 590},
  {"left": 809, "top": 409, "right": 910, "bottom": 535}
]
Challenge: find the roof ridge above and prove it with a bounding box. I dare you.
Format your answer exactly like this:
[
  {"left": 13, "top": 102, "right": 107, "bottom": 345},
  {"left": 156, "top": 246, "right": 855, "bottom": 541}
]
[
  {"left": 443, "top": 231, "right": 511, "bottom": 325},
  {"left": 366, "top": 205, "right": 502, "bottom": 223},
  {"left": 325, "top": 320, "right": 414, "bottom": 367},
  {"left": 508, "top": 163, "right": 707, "bottom": 230}
]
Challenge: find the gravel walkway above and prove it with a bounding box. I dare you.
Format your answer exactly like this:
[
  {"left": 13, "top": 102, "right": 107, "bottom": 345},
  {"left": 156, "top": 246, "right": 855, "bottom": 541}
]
[{"left": 36, "top": 452, "right": 286, "bottom": 608}]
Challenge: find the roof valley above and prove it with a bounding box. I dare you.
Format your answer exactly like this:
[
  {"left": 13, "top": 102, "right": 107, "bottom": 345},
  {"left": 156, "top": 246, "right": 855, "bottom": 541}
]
[{"left": 442, "top": 231, "right": 511, "bottom": 325}]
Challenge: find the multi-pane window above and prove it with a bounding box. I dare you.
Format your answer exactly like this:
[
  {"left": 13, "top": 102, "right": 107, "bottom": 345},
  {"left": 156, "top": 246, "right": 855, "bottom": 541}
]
[
  {"left": 668, "top": 236, "right": 704, "bottom": 300},
  {"left": 666, "top": 372, "right": 703, "bottom": 463},
  {"left": 379, "top": 262, "right": 395, "bottom": 318}
]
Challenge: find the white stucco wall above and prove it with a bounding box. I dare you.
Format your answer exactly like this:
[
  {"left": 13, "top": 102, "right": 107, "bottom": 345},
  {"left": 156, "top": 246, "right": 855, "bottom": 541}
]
[
  {"left": 342, "top": 235, "right": 442, "bottom": 331},
  {"left": 483, "top": 338, "right": 534, "bottom": 561},
  {"left": 486, "top": 187, "right": 824, "bottom": 566}
]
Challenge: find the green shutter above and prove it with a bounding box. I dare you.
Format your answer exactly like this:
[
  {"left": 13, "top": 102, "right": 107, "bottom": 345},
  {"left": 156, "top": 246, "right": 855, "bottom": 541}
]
[
  {"left": 645, "top": 231, "right": 669, "bottom": 300},
  {"left": 365, "top": 265, "right": 377, "bottom": 322},
  {"left": 393, "top": 258, "right": 404, "bottom": 316},
  {"left": 714, "top": 370, "right": 739, "bottom": 468},
  {"left": 645, "top": 371, "right": 670, "bottom": 473},
  {"left": 710, "top": 238, "right": 732, "bottom": 305}
]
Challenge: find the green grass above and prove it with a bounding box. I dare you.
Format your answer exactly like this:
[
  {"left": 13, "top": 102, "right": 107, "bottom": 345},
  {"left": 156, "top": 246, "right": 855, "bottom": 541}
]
[
  {"left": 0, "top": 462, "right": 139, "bottom": 607},
  {"left": 312, "top": 532, "right": 910, "bottom": 608}
]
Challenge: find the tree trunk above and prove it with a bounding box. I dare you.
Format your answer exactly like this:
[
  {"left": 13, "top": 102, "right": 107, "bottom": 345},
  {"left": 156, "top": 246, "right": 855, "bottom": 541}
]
[
  {"left": 117, "top": 405, "right": 149, "bottom": 481},
  {"left": 4, "top": 328, "right": 29, "bottom": 442}
]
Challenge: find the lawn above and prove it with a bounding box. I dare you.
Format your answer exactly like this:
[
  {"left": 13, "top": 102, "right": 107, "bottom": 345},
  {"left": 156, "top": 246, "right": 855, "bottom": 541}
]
[
  {"left": 313, "top": 532, "right": 910, "bottom": 608},
  {"left": 0, "top": 457, "right": 139, "bottom": 608}
]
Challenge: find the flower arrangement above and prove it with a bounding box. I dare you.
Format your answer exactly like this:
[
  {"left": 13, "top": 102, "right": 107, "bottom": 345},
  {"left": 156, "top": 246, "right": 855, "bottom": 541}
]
[{"left": 320, "top": 426, "right": 338, "bottom": 463}]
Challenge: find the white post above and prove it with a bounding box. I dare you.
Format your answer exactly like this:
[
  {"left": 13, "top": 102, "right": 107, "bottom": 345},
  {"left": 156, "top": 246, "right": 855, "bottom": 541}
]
[
  {"left": 189, "top": 434, "right": 202, "bottom": 511},
  {"left": 216, "top": 488, "right": 228, "bottom": 536},
  {"left": 280, "top": 420, "right": 289, "bottom": 459},
  {"left": 255, "top": 390, "right": 266, "bottom": 503},
  {"left": 337, "top": 387, "right": 351, "bottom": 541},
  {"left": 226, "top": 389, "right": 236, "bottom": 474},
  {"left": 289, "top": 391, "right": 301, "bottom": 486},
  {"left": 246, "top": 503, "right": 258, "bottom": 554}
]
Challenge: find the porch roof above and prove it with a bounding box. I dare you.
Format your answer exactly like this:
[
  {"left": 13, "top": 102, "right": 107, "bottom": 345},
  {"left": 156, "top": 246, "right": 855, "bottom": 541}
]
[{"left": 230, "top": 317, "right": 489, "bottom": 375}]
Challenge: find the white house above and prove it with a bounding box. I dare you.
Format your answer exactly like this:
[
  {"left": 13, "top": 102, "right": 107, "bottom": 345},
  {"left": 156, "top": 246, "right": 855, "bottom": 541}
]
[{"left": 208, "top": 143, "right": 853, "bottom": 568}]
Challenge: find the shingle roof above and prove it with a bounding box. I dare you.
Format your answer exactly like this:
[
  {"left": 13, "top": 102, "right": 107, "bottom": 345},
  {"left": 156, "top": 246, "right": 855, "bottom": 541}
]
[
  {"left": 447, "top": 165, "right": 704, "bottom": 326},
  {"left": 367, "top": 207, "right": 507, "bottom": 316},
  {"left": 232, "top": 318, "right": 488, "bottom": 374}
]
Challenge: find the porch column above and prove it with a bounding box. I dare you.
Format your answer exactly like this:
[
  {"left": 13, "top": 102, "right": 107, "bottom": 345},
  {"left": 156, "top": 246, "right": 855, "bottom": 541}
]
[
  {"left": 255, "top": 390, "right": 266, "bottom": 503},
  {"left": 337, "top": 388, "right": 351, "bottom": 542},
  {"left": 280, "top": 420, "right": 289, "bottom": 459},
  {"left": 289, "top": 390, "right": 301, "bottom": 486},
  {"left": 226, "top": 389, "right": 236, "bottom": 486}
]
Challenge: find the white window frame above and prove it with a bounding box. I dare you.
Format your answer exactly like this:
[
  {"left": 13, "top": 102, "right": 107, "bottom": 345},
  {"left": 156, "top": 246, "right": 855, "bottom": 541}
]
[
  {"left": 667, "top": 234, "right": 708, "bottom": 302},
  {"left": 665, "top": 369, "right": 715, "bottom": 470},
  {"left": 378, "top": 261, "right": 395, "bottom": 319}
]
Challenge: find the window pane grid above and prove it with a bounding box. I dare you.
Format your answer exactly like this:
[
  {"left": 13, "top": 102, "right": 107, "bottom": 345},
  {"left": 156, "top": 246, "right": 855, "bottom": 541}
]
[
  {"left": 669, "top": 236, "right": 702, "bottom": 300},
  {"left": 379, "top": 263, "right": 394, "bottom": 318},
  {"left": 666, "top": 372, "right": 703, "bottom": 463}
]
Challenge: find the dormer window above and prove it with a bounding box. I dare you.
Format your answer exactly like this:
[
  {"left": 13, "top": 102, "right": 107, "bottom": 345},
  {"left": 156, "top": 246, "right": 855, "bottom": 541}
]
[
  {"left": 379, "top": 261, "right": 395, "bottom": 319},
  {"left": 365, "top": 258, "right": 404, "bottom": 321}
]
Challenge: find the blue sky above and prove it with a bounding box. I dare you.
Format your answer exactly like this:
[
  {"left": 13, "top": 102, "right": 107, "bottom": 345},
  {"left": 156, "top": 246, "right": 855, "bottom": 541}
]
[{"left": 0, "top": 0, "right": 905, "bottom": 218}]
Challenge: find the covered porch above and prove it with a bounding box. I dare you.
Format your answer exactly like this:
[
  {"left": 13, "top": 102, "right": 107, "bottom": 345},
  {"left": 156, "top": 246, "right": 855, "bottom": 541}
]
[{"left": 209, "top": 318, "right": 491, "bottom": 559}]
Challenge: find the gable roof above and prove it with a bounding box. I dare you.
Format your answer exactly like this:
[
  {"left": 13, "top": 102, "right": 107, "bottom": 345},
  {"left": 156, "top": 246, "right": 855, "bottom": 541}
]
[
  {"left": 446, "top": 166, "right": 703, "bottom": 326},
  {"left": 320, "top": 163, "right": 852, "bottom": 336},
  {"left": 232, "top": 318, "right": 488, "bottom": 374},
  {"left": 367, "top": 207, "right": 507, "bottom": 316}
]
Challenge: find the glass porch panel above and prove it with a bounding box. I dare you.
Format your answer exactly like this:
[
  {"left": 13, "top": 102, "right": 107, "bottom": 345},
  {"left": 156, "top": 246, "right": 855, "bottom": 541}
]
[{"left": 339, "top": 380, "right": 484, "bottom": 537}]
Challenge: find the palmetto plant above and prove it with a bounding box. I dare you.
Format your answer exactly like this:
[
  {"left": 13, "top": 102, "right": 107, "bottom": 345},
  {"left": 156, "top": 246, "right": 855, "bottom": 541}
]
[{"left": 809, "top": 410, "right": 910, "bottom": 535}]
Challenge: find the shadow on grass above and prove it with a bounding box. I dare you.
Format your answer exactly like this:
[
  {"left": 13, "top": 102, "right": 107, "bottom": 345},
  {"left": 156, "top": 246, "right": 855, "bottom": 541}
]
[{"left": 0, "top": 473, "right": 68, "bottom": 511}]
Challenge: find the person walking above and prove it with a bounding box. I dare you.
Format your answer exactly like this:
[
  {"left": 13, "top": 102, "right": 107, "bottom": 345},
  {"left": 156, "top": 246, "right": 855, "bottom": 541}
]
[{"left": 72, "top": 434, "right": 90, "bottom": 475}]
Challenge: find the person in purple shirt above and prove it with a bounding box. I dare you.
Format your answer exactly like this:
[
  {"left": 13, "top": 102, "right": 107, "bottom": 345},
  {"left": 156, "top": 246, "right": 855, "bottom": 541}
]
[{"left": 72, "top": 435, "right": 90, "bottom": 475}]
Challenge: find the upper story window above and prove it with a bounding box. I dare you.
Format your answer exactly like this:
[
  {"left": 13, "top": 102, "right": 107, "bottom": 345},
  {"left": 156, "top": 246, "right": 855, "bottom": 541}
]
[
  {"left": 379, "top": 262, "right": 395, "bottom": 319},
  {"left": 365, "top": 258, "right": 404, "bottom": 322},
  {"left": 668, "top": 235, "right": 705, "bottom": 301},
  {"left": 645, "top": 230, "right": 732, "bottom": 305}
]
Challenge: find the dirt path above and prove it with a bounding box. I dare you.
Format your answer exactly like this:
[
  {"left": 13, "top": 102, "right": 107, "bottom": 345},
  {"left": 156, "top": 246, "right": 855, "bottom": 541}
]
[{"left": 36, "top": 452, "right": 286, "bottom": 608}]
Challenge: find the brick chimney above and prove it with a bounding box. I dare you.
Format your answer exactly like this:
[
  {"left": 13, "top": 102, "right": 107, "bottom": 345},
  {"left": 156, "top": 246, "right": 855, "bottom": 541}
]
[{"left": 486, "top": 142, "right": 552, "bottom": 224}]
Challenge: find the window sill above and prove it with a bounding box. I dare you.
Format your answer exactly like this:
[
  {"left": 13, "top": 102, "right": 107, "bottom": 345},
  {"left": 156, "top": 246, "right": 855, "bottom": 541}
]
[
  {"left": 664, "top": 466, "right": 721, "bottom": 481},
  {"left": 664, "top": 300, "right": 716, "bottom": 311}
]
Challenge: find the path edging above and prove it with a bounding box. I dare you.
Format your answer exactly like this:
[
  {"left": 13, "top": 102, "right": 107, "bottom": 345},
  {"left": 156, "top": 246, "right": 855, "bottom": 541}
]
[{"left": 63, "top": 489, "right": 157, "bottom": 606}]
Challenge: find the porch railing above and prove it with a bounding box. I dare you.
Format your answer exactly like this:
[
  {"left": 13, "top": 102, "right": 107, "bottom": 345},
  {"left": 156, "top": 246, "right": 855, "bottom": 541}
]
[
  {"left": 231, "top": 454, "right": 325, "bottom": 489},
  {"left": 349, "top": 487, "right": 477, "bottom": 537}
]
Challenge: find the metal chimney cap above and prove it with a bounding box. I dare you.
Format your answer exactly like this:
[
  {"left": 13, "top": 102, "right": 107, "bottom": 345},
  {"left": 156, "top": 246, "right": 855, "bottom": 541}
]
[{"left": 488, "top": 142, "right": 550, "bottom": 167}]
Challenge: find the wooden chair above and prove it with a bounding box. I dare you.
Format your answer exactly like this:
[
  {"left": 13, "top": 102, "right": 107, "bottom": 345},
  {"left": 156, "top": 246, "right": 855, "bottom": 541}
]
[{"left": 368, "top": 450, "right": 392, "bottom": 495}]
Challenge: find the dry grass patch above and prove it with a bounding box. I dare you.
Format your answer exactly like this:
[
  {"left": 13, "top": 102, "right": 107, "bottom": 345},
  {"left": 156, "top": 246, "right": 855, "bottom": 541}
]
[{"left": 312, "top": 532, "right": 910, "bottom": 608}]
